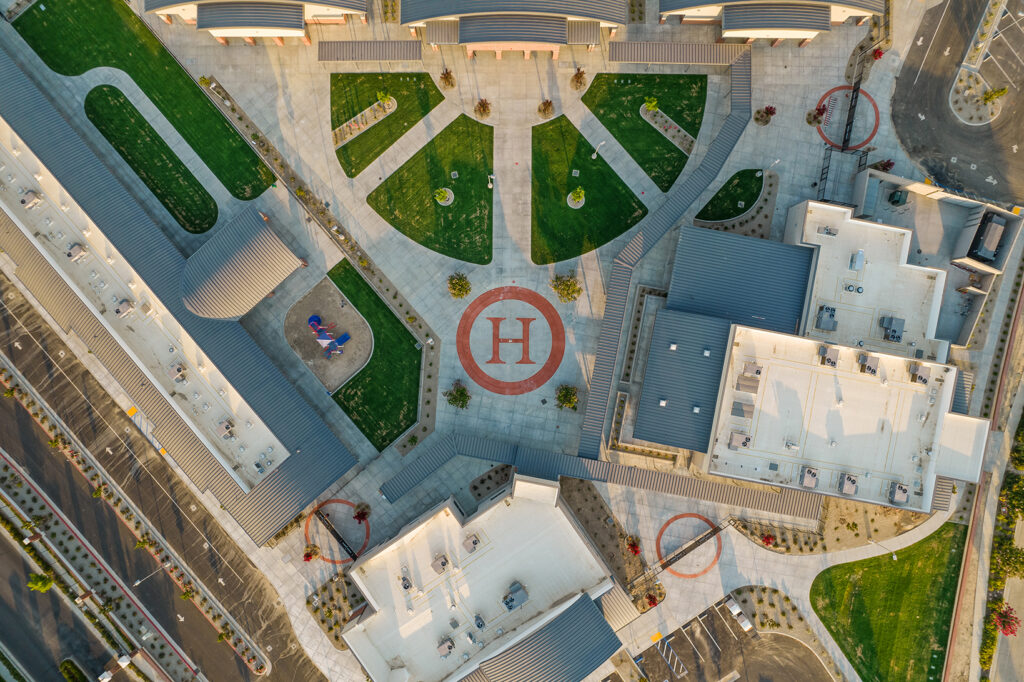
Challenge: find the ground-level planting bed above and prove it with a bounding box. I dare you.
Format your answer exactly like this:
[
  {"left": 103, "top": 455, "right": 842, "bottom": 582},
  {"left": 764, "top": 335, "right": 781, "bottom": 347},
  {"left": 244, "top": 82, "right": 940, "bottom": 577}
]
[
  {"left": 13, "top": 0, "right": 272, "bottom": 200},
  {"left": 581, "top": 74, "right": 707, "bottom": 191},
  {"left": 84, "top": 86, "right": 218, "bottom": 234},
  {"left": 696, "top": 169, "right": 764, "bottom": 222},
  {"left": 531, "top": 116, "right": 647, "bottom": 264},
  {"left": 327, "top": 261, "right": 420, "bottom": 451},
  {"left": 331, "top": 73, "right": 445, "bottom": 178},
  {"left": 810, "top": 522, "right": 967, "bottom": 682},
  {"left": 367, "top": 115, "right": 493, "bottom": 264}
]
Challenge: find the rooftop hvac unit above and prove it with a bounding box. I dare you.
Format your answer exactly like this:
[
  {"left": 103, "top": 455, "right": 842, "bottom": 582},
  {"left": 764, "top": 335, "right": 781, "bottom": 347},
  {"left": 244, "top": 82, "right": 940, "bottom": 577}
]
[
  {"left": 801, "top": 467, "right": 819, "bottom": 489},
  {"left": 114, "top": 299, "right": 135, "bottom": 318},
  {"left": 819, "top": 345, "right": 839, "bottom": 367},
  {"left": 742, "top": 362, "right": 763, "bottom": 377},
  {"left": 66, "top": 243, "right": 88, "bottom": 262},
  {"left": 889, "top": 482, "right": 910, "bottom": 504},
  {"left": 785, "top": 440, "right": 800, "bottom": 451},
  {"left": 728, "top": 432, "right": 751, "bottom": 450},
  {"left": 839, "top": 474, "right": 858, "bottom": 495},
  {"left": 431, "top": 554, "right": 450, "bottom": 575},
  {"left": 850, "top": 249, "right": 865, "bottom": 271},
  {"left": 858, "top": 353, "right": 879, "bottom": 376}
]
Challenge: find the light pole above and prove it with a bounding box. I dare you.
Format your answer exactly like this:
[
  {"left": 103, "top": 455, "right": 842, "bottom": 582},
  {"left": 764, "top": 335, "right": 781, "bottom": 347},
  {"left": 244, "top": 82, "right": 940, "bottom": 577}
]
[
  {"left": 133, "top": 562, "right": 170, "bottom": 587},
  {"left": 591, "top": 141, "right": 606, "bottom": 160},
  {"left": 867, "top": 538, "right": 896, "bottom": 561},
  {"left": 487, "top": 174, "right": 495, "bottom": 189}
]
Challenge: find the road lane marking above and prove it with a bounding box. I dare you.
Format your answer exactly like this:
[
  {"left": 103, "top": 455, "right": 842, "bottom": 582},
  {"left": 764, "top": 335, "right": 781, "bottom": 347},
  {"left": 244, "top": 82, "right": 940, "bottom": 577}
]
[{"left": 914, "top": 0, "right": 952, "bottom": 85}]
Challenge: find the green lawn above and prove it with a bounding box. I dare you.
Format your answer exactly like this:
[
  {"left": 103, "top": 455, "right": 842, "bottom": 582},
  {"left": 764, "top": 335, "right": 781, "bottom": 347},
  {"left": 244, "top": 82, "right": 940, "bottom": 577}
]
[
  {"left": 328, "top": 261, "right": 420, "bottom": 451},
  {"left": 13, "top": 0, "right": 273, "bottom": 200},
  {"left": 332, "top": 73, "right": 445, "bottom": 178},
  {"left": 367, "top": 115, "right": 493, "bottom": 264},
  {"left": 531, "top": 116, "right": 647, "bottom": 264},
  {"left": 84, "top": 86, "right": 218, "bottom": 234},
  {"left": 581, "top": 74, "right": 707, "bottom": 191},
  {"left": 811, "top": 522, "right": 967, "bottom": 682},
  {"left": 695, "top": 169, "right": 764, "bottom": 221}
]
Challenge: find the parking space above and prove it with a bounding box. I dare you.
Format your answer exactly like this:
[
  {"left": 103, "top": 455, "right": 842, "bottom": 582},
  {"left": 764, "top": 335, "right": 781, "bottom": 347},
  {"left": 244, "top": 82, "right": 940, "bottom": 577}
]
[
  {"left": 634, "top": 599, "right": 831, "bottom": 682},
  {"left": 980, "top": 0, "right": 1024, "bottom": 90}
]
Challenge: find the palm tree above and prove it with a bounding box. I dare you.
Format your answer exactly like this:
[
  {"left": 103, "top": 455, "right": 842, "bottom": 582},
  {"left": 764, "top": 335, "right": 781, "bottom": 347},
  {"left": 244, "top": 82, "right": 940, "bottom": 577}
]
[{"left": 27, "top": 573, "right": 53, "bottom": 593}]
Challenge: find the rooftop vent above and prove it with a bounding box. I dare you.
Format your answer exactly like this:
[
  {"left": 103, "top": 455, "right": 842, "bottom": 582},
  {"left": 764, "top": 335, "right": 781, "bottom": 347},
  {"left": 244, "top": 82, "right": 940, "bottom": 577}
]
[
  {"left": 669, "top": 343, "right": 677, "bottom": 351},
  {"left": 703, "top": 348, "right": 711, "bottom": 358},
  {"left": 692, "top": 405, "right": 701, "bottom": 414},
  {"left": 659, "top": 399, "right": 668, "bottom": 407}
]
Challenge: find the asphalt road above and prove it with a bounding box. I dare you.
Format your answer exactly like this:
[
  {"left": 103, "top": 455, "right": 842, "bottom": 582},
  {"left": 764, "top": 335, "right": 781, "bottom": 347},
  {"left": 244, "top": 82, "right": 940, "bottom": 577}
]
[
  {"left": 635, "top": 602, "right": 831, "bottom": 682},
  {"left": 0, "top": 534, "right": 111, "bottom": 682},
  {"left": 0, "top": 274, "right": 327, "bottom": 682},
  {"left": 891, "top": 0, "right": 1024, "bottom": 203}
]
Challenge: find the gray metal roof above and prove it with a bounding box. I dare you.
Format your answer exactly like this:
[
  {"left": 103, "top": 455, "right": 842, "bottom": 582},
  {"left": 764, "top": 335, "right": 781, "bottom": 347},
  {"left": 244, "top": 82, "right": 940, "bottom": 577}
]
[
  {"left": 633, "top": 310, "right": 731, "bottom": 452},
  {"left": 400, "top": 0, "right": 627, "bottom": 26},
  {"left": 196, "top": 2, "right": 305, "bottom": 29},
  {"left": 722, "top": 2, "right": 830, "bottom": 31},
  {"left": 146, "top": 0, "right": 365, "bottom": 14},
  {"left": 567, "top": 20, "right": 600, "bottom": 44},
  {"left": 666, "top": 226, "right": 812, "bottom": 334},
  {"left": 578, "top": 50, "right": 751, "bottom": 458},
  {"left": 658, "top": 0, "right": 883, "bottom": 14},
  {"left": 952, "top": 369, "right": 973, "bottom": 415},
  {"left": 425, "top": 20, "right": 460, "bottom": 44},
  {"left": 0, "top": 44, "right": 357, "bottom": 546},
  {"left": 379, "top": 431, "right": 823, "bottom": 521},
  {"left": 459, "top": 15, "right": 568, "bottom": 44},
  {"left": 608, "top": 41, "right": 749, "bottom": 64},
  {"left": 181, "top": 209, "right": 300, "bottom": 320},
  {"left": 318, "top": 40, "right": 422, "bottom": 61},
  {"left": 473, "top": 594, "right": 621, "bottom": 682}
]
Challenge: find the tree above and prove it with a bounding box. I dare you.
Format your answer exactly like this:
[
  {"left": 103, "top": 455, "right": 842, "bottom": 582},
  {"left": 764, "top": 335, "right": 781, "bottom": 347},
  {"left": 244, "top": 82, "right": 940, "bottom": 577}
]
[
  {"left": 983, "top": 87, "right": 1008, "bottom": 104},
  {"left": 570, "top": 186, "right": 585, "bottom": 203},
  {"left": 447, "top": 272, "right": 471, "bottom": 299},
  {"left": 353, "top": 502, "right": 371, "bottom": 525},
  {"left": 2, "top": 387, "right": 14, "bottom": 398},
  {"left": 444, "top": 380, "right": 471, "bottom": 409},
  {"left": 994, "top": 541, "right": 1024, "bottom": 578},
  {"left": 474, "top": 98, "right": 491, "bottom": 119},
  {"left": 644, "top": 96, "right": 659, "bottom": 112},
  {"left": 439, "top": 68, "right": 456, "bottom": 90},
  {"left": 433, "top": 188, "right": 450, "bottom": 203},
  {"left": 538, "top": 99, "right": 554, "bottom": 118},
  {"left": 27, "top": 573, "right": 53, "bottom": 593},
  {"left": 571, "top": 67, "right": 587, "bottom": 91},
  {"left": 555, "top": 385, "right": 578, "bottom": 411},
  {"left": 198, "top": 76, "right": 211, "bottom": 88},
  {"left": 550, "top": 272, "right": 582, "bottom": 303},
  {"left": 1000, "top": 473, "right": 1024, "bottom": 519}
]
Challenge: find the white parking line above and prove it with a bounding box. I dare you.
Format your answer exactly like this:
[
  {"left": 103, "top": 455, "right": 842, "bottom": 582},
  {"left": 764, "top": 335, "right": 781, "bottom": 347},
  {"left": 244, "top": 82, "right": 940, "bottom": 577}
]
[
  {"left": 698, "top": 614, "right": 721, "bottom": 651},
  {"left": 914, "top": 0, "right": 952, "bottom": 85},
  {"left": 987, "top": 46, "right": 1019, "bottom": 88},
  {"left": 713, "top": 605, "right": 740, "bottom": 641},
  {"left": 997, "top": 30, "right": 1024, "bottom": 68},
  {"left": 681, "top": 626, "right": 704, "bottom": 662},
  {"left": 656, "top": 637, "right": 688, "bottom": 678}
]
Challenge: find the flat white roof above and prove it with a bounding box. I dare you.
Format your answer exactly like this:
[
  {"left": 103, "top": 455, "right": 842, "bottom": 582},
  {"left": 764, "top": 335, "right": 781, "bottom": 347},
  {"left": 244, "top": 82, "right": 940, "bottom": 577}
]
[
  {"left": 787, "top": 201, "right": 949, "bottom": 362},
  {"left": 707, "top": 326, "right": 987, "bottom": 511},
  {"left": 344, "top": 477, "right": 612, "bottom": 682}
]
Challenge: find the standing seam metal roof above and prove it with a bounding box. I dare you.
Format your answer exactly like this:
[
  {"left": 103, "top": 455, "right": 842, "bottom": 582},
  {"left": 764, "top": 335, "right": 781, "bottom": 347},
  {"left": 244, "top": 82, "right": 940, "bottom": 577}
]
[
  {"left": 400, "top": 0, "right": 627, "bottom": 25},
  {"left": 196, "top": 2, "right": 306, "bottom": 30},
  {"left": 722, "top": 3, "right": 831, "bottom": 31},
  {"left": 0, "top": 44, "right": 357, "bottom": 545},
  {"left": 633, "top": 310, "right": 732, "bottom": 451},
  {"left": 666, "top": 226, "right": 813, "bottom": 334},
  {"left": 458, "top": 15, "right": 568, "bottom": 44},
  {"left": 181, "top": 209, "right": 300, "bottom": 320},
  {"left": 472, "top": 594, "right": 622, "bottom": 682},
  {"left": 145, "top": 0, "right": 366, "bottom": 14},
  {"left": 658, "top": 0, "right": 883, "bottom": 14},
  {"left": 317, "top": 40, "right": 423, "bottom": 61}
]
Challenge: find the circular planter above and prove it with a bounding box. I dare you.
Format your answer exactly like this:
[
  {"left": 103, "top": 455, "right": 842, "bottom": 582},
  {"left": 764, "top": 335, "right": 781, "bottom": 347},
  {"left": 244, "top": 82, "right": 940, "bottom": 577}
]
[
  {"left": 753, "top": 109, "right": 773, "bottom": 126},
  {"left": 435, "top": 188, "right": 454, "bottom": 206},
  {"left": 567, "top": 194, "right": 585, "bottom": 209}
]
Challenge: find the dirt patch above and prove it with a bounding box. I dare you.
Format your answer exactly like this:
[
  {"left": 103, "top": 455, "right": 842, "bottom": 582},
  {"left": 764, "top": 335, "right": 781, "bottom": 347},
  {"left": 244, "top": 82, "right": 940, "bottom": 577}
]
[
  {"left": 284, "top": 278, "right": 372, "bottom": 392},
  {"left": 469, "top": 465, "right": 512, "bottom": 501}
]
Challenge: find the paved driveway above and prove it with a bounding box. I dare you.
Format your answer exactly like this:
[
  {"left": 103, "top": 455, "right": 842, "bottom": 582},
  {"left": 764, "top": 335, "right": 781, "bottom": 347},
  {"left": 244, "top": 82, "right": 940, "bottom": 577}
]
[{"left": 980, "top": 0, "right": 1024, "bottom": 90}]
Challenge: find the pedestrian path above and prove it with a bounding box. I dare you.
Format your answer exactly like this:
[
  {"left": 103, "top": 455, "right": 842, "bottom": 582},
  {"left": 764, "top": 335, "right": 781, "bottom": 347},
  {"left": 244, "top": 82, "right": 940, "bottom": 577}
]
[{"left": 491, "top": 123, "right": 533, "bottom": 268}]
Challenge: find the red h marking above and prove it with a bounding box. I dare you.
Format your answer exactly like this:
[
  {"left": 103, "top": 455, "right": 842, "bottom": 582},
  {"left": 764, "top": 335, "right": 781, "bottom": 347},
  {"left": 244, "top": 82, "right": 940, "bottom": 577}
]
[{"left": 485, "top": 317, "right": 536, "bottom": 365}]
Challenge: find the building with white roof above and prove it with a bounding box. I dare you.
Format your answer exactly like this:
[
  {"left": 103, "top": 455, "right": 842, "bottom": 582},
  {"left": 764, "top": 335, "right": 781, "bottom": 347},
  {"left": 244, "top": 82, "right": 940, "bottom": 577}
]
[
  {"left": 343, "top": 475, "right": 622, "bottom": 682},
  {"left": 705, "top": 325, "right": 987, "bottom": 511}
]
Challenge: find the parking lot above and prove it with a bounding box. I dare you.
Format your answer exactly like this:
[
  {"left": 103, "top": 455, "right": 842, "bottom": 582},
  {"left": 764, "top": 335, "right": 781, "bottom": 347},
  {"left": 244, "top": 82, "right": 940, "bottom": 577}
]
[
  {"left": 631, "top": 600, "right": 831, "bottom": 682},
  {"left": 980, "top": 0, "right": 1024, "bottom": 91}
]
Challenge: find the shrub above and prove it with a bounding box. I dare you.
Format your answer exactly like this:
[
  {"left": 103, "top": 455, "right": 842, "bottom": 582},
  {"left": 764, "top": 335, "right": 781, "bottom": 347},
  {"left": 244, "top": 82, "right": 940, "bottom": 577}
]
[
  {"left": 198, "top": 76, "right": 211, "bottom": 88},
  {"left": 644, "top": 96, "right": 658, "bottom": 112},
  {"left": 439, "top": 68, "right": 455, "bottom": 89},
  {"left": 570, "top": 186, "right": 585, "bottom": 203},
  {"left": 433, "top": 188, "right": 449, "bottom": 203},
  {"left": 550, "top": 272, "right": 582, "bottom": 303},
  {"left": 538, "top": 99, "right": 555, "bottom": 118},
  {"left": 474, "top": 99, "right": 491, "bottom": 119},
  {"left": 444, "top": 380, "right": 471, "bottom": 409},
  {"left": 447, "top": 272, "right": 471, "bottom": 299},
  {"left": 555, "top": 385, "right": 578, "bottom": 411},
  {"left": 571, "top": 68, "right": 587, "bottom": 91},
  {"left": 983, "top": 87, "right": 1008, "bottom": 104}
]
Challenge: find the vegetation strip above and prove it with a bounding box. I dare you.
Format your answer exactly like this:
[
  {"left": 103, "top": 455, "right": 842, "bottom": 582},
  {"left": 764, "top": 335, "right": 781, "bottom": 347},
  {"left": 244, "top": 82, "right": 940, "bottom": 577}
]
[
  {"left": 13, "top": 0, "right": 272, "bottom": 200},
  {"left": 367, "top": 114, "right": 494, "bottom": 264},
  {"left": 531, "top": 115, "right": 647, "bottom": 264},
  {"left": 331, "top": 73, "right": 444, "bottom": 177},
  {"left": 695, "top": 169, "right": 765, "bottom": 222},
  {"left": 581, "top": 74, "right": 707, "bottom": 191},
  {"left": 811, "top": 522, "right": 967, "bottom": 682},
  {"left": 84, "top": 86, "right": 218, "bottom": 234},
  {"left": 328, "top": 260, "right": 421, "bottom": 451}
]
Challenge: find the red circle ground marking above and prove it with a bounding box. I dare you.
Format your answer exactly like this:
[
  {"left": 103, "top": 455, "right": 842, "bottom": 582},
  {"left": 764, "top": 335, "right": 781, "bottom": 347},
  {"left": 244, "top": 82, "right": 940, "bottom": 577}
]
[
  {"left": 656, "top": 513, "right": 723, "bottom": 579},
  {"left": 303, "top": 498, "right": 370, "bottom": 565},
  {"left": 456, "top": 286, "right": 566, "bottom": 395},
  {"left": 815, "top": 85, "right": 879, "bottom": 151}
]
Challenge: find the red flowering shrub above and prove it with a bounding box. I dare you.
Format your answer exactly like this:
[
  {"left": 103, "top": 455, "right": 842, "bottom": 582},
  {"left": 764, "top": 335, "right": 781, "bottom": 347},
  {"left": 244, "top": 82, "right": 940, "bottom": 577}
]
[
  {"left": 994, "top": 603, "right": 1021, "bottom": 636},
  {"left": 873, "top": 48, "right": 885, "bottom": 61},
  {"left": 815, "top": 104, "right": 827, "bottom": 116},
  {"left": 647, "top": 594, "right": 659, "bottom": 607},
  {"left": 761, "top": 534, "right": 776, "bottom": 547},
  {"left": 764, "top": 106, "right": 777, "bottom": 116}
]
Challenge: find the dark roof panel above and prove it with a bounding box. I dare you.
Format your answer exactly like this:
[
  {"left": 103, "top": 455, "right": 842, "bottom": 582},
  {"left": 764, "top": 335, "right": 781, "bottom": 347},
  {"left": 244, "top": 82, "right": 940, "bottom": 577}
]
[
  {"left": 401, "top": 0, "right": 627, "bottom": 25},
  {"left": 722, "top": 2, "right": 831, "bottom": 31},
  {"left": 146, "top": 0, "right": 366, "bottom": 14},
  {"left": 666, "top": 226, "right": 813, "bottom": 334},
  {"left": 459, "top": 15, "right": 568, "bottom": 44},
  {"left": 318, "top": 40, "right": 422, "bottom": 61},
  {"left": 196, "top": 2, "right": 305, "bottom": 29},
  {"left": 659, "top": 0, "right": 883, "bottom": 14},
  {"left": 633, "top": 310, "right": 731, "bottom": 452}
]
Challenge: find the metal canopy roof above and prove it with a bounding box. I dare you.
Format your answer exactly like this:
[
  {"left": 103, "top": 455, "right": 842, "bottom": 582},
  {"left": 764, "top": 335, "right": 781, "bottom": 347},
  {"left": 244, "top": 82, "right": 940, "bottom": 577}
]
[
  {"left": 196, "top": 2, "right": 305, "bottom": 30},
  {"left": 659, "top": 0, "right": 883, "bottom": 14},
  {"left": 459, "top": 14, "right": 568, "bottom": 44},
  {"left": 0, "top": 44, "right": 357, "bottom": 546},
  {"left": 633, "top": 310, "right": 732, "bottom": 452},
  {"left": 400, "top": 0, "right": 627, "bottom": 26},
  {"left": 722, "top": 2, "right": 831, "bottom": 31},
  {"left": 146, "top": 0, "right": 366, "bottom": 14},
  {"left": 318, "top": 40, "right": 423, "bottom": 61},
  {"left": 666, "top": 226, "right": 813, "bottom": 334},
  {"left": 181, "top": 209, "right": 300, "bottom": 320}
]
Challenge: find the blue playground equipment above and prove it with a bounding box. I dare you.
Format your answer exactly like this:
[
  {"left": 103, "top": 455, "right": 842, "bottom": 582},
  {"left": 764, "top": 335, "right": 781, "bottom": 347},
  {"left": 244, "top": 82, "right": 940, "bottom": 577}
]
[{"left": 308, "top": 315, "right": 351, "bottom": 358}]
